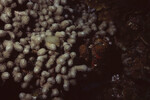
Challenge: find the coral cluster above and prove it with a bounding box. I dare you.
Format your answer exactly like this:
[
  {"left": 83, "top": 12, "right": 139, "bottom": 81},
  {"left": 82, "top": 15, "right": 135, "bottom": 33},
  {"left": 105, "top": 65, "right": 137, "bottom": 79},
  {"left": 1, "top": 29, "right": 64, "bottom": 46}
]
[
  {"left": 0, "top": 0, "right": 92, "bottom": 99},
  {"left": 0, "top": 0, "right": 117, "bottom": 100}
]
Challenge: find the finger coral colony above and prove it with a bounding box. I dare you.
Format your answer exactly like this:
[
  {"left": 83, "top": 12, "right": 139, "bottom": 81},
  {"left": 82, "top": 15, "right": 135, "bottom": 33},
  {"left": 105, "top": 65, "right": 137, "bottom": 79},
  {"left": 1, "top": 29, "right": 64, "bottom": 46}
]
[{"left": 0, "top": 0, "right": 150, "bottom": 100}]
